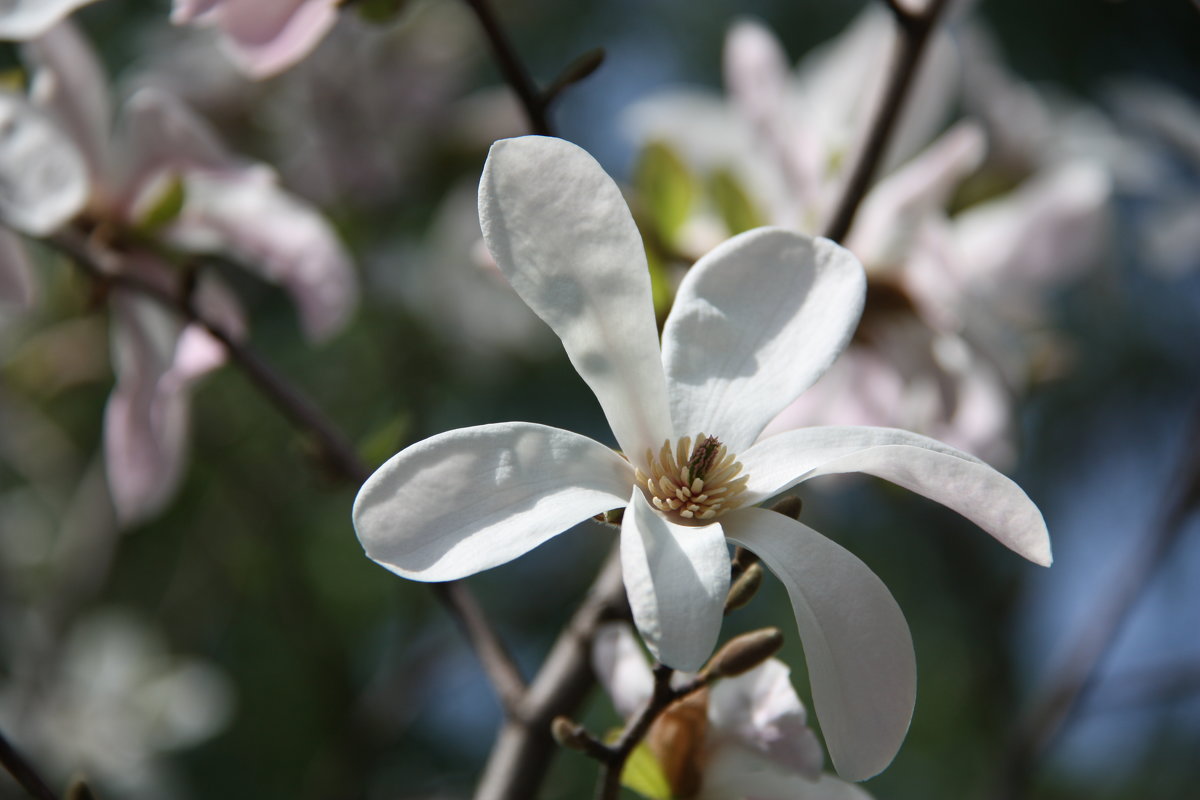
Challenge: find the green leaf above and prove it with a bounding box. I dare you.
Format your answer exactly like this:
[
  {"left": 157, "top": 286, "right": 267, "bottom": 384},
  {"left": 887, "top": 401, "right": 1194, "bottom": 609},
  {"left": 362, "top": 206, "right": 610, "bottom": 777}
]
[
  {"left": 643, "top": 239, "right": 675, "bottom": 325},
  {"left": 707, "top": 168, "right": 766, "bottom": 235},
  {"left": 355, "top": 0, "right": 410, "bottom": 24},
  {"left": 634, "top": 141, "right": 697, "bottom": 245},
  {"left": 136, "top": 174, "right": 187, "bottom": 233},
  {"left": 621, "top": 742, "right": 673, "bottom": 800}
]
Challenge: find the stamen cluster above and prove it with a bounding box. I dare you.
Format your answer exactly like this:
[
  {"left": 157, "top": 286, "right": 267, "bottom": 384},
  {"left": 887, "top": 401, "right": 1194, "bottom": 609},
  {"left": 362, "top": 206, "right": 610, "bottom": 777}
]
[{"left": 635, "top": 435, "right": 749, "bottom": 521}]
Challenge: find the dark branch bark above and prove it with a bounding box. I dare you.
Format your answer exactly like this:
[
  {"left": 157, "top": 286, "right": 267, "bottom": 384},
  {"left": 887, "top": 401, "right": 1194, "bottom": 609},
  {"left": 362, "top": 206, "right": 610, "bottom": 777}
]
[
  {"left": 0, "top": 730, "right": 58, "bottom": 800},
  {"left": 462, "top": 0, "right": 553, "bottom": 136},
  {"left": 822, "top": 0, "right": 953, "bottom": 244}
]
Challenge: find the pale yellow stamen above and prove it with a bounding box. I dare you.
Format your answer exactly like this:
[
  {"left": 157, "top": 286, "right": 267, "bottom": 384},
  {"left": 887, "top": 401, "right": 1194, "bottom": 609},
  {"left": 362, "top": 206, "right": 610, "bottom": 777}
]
[{"left": 633, "top": 434, "right": 750, "bottom": 523}]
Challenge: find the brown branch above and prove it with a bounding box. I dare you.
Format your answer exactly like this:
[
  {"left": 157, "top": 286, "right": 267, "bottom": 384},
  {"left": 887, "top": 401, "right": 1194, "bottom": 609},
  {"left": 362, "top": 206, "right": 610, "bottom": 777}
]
[
  {"left": 0, "top": 730, "right": 58, "bottom": 800},
  {"left": 461, "top": 0, "right": 553, "bottom": 136},
  {"left": 474, "top": 548, "right": 629, "bottom": 800},
  {"left": 47, "top": 228, "right": 528, "bottom": 720},
  {"left": 990, "top": 399, "right": 1200, "bottom": 799},
  {"left": 822, "top": 0, "right": 953, "bottom": 243}
]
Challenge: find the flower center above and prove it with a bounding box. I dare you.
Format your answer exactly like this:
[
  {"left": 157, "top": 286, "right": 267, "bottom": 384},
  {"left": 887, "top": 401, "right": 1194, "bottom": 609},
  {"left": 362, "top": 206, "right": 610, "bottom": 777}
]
[{"left": 634, "top": 435, "right": 749, "bottom": 521}]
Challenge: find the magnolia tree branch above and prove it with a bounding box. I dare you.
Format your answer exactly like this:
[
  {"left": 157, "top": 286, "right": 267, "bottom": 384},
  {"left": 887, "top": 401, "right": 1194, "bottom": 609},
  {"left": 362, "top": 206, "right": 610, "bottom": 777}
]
[
  {"left": 991, "top": 400, "right": 1200, "bottom": 800},
  {"left": 822, "top": 0, "right": 953, "bottom": 243},
  {"left": 0, "top": 729, "right": 57, "bottom": 800},
  {"left": 461, "top": 0, "right": 552, "bottom": 135},
  {"left": 47, "top": 228, "right": 528, "bottom": 721}
]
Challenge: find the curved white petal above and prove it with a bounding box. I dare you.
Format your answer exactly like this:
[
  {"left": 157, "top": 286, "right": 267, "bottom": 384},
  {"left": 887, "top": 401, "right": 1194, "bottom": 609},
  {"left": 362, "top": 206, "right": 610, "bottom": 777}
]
[
  {"left": 0, "top": 0, "right": 99, "bottom": 42},
  {"left": 591, "top": 622, "right": 654, "bottom": 720},
  {"left": 708, "top": 658, "right": 824, "bottom": 779},
  {"left": 479, "top": 136, "right": 672, "bottom": 463},
  {"left": 620, "top": 490, "right": 729, "bottom": 672},
  {"left": 176, "top": 0, "right": 340, "bottom": 79},
  {"left": 740, "top": 426, "right": 1051, "bottom": 565},
  {"left": 723, "top": 507, "right": 915, "bottom": 781},
  {"left": 662, "top": 229, "right": 865, "bottom": 452},
  {"left": 0, "top": 90, "right": 89, "bottom": 235},
  {"left": 701, "top": 744, "right": 873, "bottom": 800},
  {"left": 354, "top": 423, "right": 634, "bottom": 582}
]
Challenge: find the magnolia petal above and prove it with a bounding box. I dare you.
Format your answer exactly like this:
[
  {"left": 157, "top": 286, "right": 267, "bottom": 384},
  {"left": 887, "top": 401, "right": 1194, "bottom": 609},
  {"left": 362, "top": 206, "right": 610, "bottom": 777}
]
[
  {"left": 0, "top": 0, "right": 99, "bottom": 41},
  {"left": 354, "top": 423, "right": 633, "bottom": 582},
  {"left": 117, "top": 88, "right": 234, "bottom": 196},
  {"left": 620, "top": 490, "right": 729, "bottom": 672},
  {"left": 707, "top": 658, "right": 825, "bottom": 779},
  {"left": 0, "top": 90, "right": 88, "bottom": 235},
  {"left": 591, "top": 622, "right": 655, "bottom": 720},
  {"left": 167, "top": 167, "right": 358, "bottom": 341},
  {"left": 186, "top": 0, "right": 340, "bottom": 80},
  {"left": 479, "top": 136, "right": 672, "bottom": 464},
  {"left": 740, "top": 426, "right": 1051, "bottom": 566},
  {"left": 104, "top": 293, "right": 193, "bottom": 525},
  {"left": 848, "top": 121, "right": 986, "bottom": 268},
  {"left": 723, "top": 507, "right": 915, "bottom": 781},
  {"left": 701, "top": 745, "right": 873, "bottom": 800},
  {"left": 662, "top": 229, "right": 865, "bottom": 453},
  {"left": 22, "top": 21, "right": 110, "bottom": 180},
  {"left": 724, "top": 19, "right": 790, "bottom": 131},
  {"left": 0, "top": 229, "right": 36, "bottom": 308}
]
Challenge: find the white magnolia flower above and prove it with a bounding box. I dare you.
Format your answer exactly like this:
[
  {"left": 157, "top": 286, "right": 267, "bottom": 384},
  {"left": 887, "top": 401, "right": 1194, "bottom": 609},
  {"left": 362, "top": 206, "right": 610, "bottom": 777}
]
[
  {"left": 0, "top": 0, "right": 99, "bottom": 41},
  {"left": 593, "top": 623, "right": 871, "bottom": 800},
  {"left": 353, "top": 135, "right": 1050, "bottom": 779}
]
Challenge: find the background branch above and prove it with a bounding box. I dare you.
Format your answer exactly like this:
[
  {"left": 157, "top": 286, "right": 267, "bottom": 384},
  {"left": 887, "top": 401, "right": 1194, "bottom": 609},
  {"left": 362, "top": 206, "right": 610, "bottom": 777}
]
[
  {"left": 462, "top": 0, "right": 552, "bottom": 135},
  {"left": 0, "top": 730, "right": 58, "bottom": 800},
  {"left": 822, "top": 0, "right": 952, "bottom": 243}
]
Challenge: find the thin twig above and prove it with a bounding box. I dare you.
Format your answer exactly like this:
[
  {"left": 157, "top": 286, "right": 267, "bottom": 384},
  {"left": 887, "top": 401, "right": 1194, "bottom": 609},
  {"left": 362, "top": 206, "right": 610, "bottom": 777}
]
[
  {"left": 434, "top": 582, "right": 528, "bottom": 715},
  {"left": 822, "top": 0, "right": 952, "bottom": 243},
  {"left": 596, "top": 664, "right": 677, "bottom": 800},
  {"left": 991, "top": 399, "right": 1200, "bottom": 799},
  {"left": 0, "top": 730, "right": 58, "bottom": 800},
  {"left": 47, "top": 228, "right": 529, "bottom": 720},
  {"left": 462, "top": 0, "right": 552, "bottom": 136}
]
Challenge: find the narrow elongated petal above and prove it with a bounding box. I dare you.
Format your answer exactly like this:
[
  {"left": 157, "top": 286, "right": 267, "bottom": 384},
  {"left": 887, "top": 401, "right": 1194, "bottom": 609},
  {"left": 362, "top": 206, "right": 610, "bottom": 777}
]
[
  {"left": 723, "top": 507, "right": 915, "bottom": 781},
  {"left": 592, "top": 622, "right": 655, "bottom": 719},
  {"left": 0, "top": 1, "right": 99, "bottom": 42},
  {"left": 662, "top": 229, "right": 865, "bottom": 452},
  {"left": 620, "top": 491, "right": 729, "bottom": 671},
  {"left": 354, "top": 423, "right": 634, "bottom": 582},
  {"left": 182, "top": 0, "right": 340, "bottom": 80},
  {"left": 740, "top": 426, "right": 1051, "bottom": 565},
  {"left": 0, "top": 90, "right": 89, "bottom": 235},
  {"left": 479, "top": 137, "right": 672, "bottom": 463}
]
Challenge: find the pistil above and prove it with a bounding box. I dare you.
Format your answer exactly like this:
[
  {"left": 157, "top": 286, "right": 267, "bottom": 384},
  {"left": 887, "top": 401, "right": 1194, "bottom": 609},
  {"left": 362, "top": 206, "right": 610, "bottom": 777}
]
[{"left": 634, "top": 434, "right": 749, "bottom": 521}]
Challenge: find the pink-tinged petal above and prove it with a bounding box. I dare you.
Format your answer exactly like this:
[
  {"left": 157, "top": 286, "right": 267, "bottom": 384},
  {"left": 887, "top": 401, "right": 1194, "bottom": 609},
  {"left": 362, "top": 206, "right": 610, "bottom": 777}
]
[
  {"left": 0, "top": 229, "right": 36, "bottom": 308},
  {"left": 178, "top": 0, "right": 340, "bottom": 80},
  {"left": 591, "top": 622, "right": 655, "bottom": 720},
  {"left": 953, "top": 161, "right": 1110, "bottom": 287},
  {"left": 723, "top": 507, "right": 915, "bottom": 781},
  {"left": 0, "top": 90, "right": 89, "bottom": 235},
  {"left": 479, "top": 137, "right": 672, "bottom": 463},
  {"left": 724, "top": 19, "right": 790, "bottom": 131},
  {"left": 701, "top": 744, "right": 873, "bottom": 800},
  {"left": 708, "top": 658, "right": 825, "bottom": 779},
  {"left": 662, "top": 229, "right": 865, "bottom": 453},
  {"left": 117, "top": 88, "right": 234, "bottom": 194},
  {"left": 22, "top": 21, "right": 111, "bottom": 182},
  {"left": 740, "top": 426, "right": 1051, "bottom": 566},
  {"left": 620, "top": 490, "right": 729, "bottom": 672},
  {"left": 0, "top": 0, "right": 99, "bottom": 41},
  {"left": 354, "top": 423, "right": 634, "bottom": 582},
  {"left": 167, "top": 167, "right": 357, "bottom": 341},
  {"left": 104, "top": 294, "right": 192, "bottom": 525},
  {"left": 848, "top": 121, "right": 985, "bottom": 269}
]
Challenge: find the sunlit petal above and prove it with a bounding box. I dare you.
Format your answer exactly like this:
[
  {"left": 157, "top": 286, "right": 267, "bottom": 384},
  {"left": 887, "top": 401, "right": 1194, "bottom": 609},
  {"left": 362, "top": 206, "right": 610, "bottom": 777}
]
[
  {"left": 723, "top": 507, "right": 915, "bottom": 780},
  {"left": 354, "top": 423, "right": 634, "bottom": 582},
  {"left": 479, "top": 136, "right": 672, "bottom": 462},
  {"left": 620, "top": 491, "right": 729, "bottom": 672},
  {"left": 662, "top": 229, "right": 864, "bottom": 452},
  {"left": 741, "top": 426, "right": 1051, "bottom": 565},
  {"left": 592, "top": 622, "right": 655, "bottom": 720}
]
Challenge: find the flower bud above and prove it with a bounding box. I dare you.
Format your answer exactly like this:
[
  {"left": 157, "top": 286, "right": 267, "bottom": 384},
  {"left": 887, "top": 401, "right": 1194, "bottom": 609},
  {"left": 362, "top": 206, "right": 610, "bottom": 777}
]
[
  {"left": 770, "top": 494, "right": 802, "bottom": 520},
  {"left": 551, "top": 715, "right": 592, "bottom": 752},
  {"left": 724, "top": 561, "right": 764, "bottom": 614},
  {"left": 703, "top": 627, "right": 783, "bottom": 680}
]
